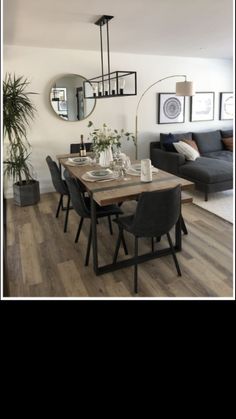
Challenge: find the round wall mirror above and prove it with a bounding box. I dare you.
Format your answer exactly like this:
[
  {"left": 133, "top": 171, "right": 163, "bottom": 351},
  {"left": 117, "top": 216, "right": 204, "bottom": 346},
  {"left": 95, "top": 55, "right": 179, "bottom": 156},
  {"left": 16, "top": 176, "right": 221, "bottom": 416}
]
[{"left": 49, "top": 74, "right": 96, "bottom": 121}]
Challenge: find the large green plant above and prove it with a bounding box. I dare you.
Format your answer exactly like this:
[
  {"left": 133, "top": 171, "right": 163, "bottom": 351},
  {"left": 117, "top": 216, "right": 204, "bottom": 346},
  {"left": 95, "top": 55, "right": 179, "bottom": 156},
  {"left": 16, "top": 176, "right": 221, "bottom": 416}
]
[{"left": 3, "top": 74, "right": 37, "bottom": 184}]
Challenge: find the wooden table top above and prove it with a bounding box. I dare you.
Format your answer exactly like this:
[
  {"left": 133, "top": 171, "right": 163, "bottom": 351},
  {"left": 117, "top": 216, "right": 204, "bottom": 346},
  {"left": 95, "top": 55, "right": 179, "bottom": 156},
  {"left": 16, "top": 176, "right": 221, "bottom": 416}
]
[{"left": 59, "top": 157, "right": 194, "bottom": 206}]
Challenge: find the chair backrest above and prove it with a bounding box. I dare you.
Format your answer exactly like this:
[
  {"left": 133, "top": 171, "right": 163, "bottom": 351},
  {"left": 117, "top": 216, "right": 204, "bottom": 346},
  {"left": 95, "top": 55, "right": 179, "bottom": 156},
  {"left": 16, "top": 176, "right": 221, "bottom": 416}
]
[
  {"left": 46, "top": 156, "right": 68, "bottom": 195},
  {"left": 70, "top": 143, "right": 93, "bottom": 154},
  {"left": 63, "top": 169, "right": 90, "bottom": 218},
  {"left": 130, "top": 185, "right": 181, "bottom": 237}
]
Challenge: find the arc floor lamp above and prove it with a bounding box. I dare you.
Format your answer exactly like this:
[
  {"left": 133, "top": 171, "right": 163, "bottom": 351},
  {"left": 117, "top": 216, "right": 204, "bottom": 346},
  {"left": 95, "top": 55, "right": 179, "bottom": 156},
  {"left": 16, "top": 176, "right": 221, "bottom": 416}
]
[{"left": 135, "top": 75, "right": 195, "bottom": 159}]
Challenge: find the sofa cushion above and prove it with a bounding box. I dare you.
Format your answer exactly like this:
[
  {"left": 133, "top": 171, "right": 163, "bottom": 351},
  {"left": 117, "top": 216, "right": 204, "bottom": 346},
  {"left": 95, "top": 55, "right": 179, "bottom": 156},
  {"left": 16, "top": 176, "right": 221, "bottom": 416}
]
[
  {"left": 202, "top": 150, "right": 233, "bottom": 162},
  {"left": 173, "top": 141, "right": 200, "bottom": 161},
  {"left": 192, "top": 130, "right": 223, "bottom": 154},
  {"left": 179, "top": 157, "right": 232, "bottom": 184},
  {"left": 160, "top": 132, "right": 192, "bottom": 151},
  {"left": 222, "top": 137, "right": 233, "bottom": 152},
  {"left": 160, "top": 133, "right": 176, "bottom": 152},
  {"left": 181, "top": 138, "right": 199, "bottom": 152},
  {"left": 221, "top": 129, "right": 233, "bottom": 138}
]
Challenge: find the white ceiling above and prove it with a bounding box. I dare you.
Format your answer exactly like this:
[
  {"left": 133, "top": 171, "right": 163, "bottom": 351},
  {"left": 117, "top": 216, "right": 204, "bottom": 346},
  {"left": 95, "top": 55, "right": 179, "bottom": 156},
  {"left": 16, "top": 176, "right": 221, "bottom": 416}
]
[{"left": 3, "top": 0, "right": 234, "bottom": 59}]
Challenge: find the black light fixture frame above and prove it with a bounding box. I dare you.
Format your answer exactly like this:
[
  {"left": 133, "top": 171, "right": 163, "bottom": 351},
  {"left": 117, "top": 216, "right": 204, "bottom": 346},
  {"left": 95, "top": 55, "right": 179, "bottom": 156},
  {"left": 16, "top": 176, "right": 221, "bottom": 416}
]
[{"left": 83, "top": 15, "right": 137, "bottom": 99}]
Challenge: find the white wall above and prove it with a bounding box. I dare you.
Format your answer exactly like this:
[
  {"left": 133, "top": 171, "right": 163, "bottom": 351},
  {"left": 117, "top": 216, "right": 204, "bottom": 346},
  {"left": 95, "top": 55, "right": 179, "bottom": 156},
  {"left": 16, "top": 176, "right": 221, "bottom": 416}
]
[{"left": 3, "top": 45, "right": 233, "bottom": 197}]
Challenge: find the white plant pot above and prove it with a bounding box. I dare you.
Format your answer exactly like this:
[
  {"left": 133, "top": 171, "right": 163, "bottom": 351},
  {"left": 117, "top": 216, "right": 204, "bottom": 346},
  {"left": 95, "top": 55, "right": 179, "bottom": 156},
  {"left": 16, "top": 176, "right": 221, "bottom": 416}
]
[{"left": 99, "top": 146, "right": 113, "bottom": 167}]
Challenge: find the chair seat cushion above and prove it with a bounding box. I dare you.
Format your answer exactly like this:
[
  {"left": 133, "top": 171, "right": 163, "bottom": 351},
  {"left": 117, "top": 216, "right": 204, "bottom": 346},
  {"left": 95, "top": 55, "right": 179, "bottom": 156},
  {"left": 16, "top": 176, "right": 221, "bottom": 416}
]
[
  {"left": 202, "top": 150, "right": 233, "bottom": 162},
  {"left": 114, "top": 215, "right": 135, "bottom": 232},
  {"left": 84, "top": 197, "right": 123, "bottom": 217},
  {"left": 179, "top": 157, "right": 232, "bottom": 184}
]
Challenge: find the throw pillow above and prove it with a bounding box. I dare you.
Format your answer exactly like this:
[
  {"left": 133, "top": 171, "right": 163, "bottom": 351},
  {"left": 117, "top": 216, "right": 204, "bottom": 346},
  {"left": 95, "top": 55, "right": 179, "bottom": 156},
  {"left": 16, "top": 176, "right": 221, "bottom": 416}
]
[
  {"left": 221, "top": 129, "right": 233, "bottom": 138},
  {"left": 181, "top": 139, "right": 199, "bottom": 153},
  {"left": 222, "top": 137, "right": 233, "bottom": 151},
  {"left": 162, "top": 133, "right": 178, "bottom": 152},
  {"left": 173, "top": 141, "right": 200, "bottom": 161}
]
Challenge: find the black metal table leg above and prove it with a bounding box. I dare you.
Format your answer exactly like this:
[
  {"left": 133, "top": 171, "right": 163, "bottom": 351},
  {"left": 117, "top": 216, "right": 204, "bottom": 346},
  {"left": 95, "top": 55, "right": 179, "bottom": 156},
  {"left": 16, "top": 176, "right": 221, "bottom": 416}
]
[{"left": 90, "top": 193, "right": 99, "bottom": 275}]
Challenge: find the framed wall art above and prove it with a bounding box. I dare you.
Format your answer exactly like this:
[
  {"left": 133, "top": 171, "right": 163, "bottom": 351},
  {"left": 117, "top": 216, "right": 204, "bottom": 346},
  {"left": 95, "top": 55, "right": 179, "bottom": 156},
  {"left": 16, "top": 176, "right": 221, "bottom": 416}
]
[
  {"left": 158, "top": 93, "right": 185, "bottom": 124},
  {"left": 58, "top": 100, "right": 68, "bottom": 111},
  {"left": 190, "top": 92, "right": 214, "bottom": 122},
  {"left": 219, "top": 92, "right": 233, "bottom": 120}
]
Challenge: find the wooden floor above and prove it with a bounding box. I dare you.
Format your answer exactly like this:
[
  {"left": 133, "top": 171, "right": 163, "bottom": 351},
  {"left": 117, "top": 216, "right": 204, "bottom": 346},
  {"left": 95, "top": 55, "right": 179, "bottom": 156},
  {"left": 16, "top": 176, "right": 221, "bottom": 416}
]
[{"left": 5, "top": 192, "right": 233, "bottom": 298}]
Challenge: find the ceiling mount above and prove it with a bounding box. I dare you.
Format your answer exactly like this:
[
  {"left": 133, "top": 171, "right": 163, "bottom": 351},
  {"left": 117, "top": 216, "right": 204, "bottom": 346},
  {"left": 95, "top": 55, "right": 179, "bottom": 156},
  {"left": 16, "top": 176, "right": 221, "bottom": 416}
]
[
  {"left": 94, "top": 15, "right": 114, "bottom": 27},
  {"left": 83, "top": 15, "right": 137, "bottom": 99}
]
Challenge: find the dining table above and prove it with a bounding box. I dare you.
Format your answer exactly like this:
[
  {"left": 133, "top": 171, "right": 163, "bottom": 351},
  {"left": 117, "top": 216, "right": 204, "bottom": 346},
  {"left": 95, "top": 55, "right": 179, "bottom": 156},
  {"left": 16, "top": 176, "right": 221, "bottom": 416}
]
[{"left": 57, "top": 153, "right": 194, "bottom": 276}]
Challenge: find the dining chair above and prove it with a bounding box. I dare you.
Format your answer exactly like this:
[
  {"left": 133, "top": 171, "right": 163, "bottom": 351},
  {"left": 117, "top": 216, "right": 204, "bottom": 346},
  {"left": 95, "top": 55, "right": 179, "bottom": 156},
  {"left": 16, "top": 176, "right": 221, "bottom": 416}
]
[
  {"left": 46, "top": 156, "right": 71, "bottom": 232},
  {"left": 70, "top": 143, "right": 93, "bottom": 153},
  {"left": 64, "top": 170, "right": 128, "bottom": 266},
  {"left": 113, "top": 185, "right": 182, "bottom": 293}
]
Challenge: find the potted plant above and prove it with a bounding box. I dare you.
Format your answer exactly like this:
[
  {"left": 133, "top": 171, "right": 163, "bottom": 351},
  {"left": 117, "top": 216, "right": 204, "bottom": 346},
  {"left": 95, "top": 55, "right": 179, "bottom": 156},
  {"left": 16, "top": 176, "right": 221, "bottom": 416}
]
[
  {"left": 3, "top": 74, "right": 40, "bottom": 206},
  {"left": 88, "top": 121, "right": 135, "bottom": 167}
]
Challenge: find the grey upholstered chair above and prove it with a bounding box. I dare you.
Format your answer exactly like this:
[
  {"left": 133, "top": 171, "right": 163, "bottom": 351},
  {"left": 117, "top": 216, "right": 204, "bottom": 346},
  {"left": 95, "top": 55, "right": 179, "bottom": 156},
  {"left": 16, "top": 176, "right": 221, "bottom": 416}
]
[
  {"left": 46, "top": 156, "right": 71, "bottom": 232},
  {"left": 113, "top": 185, "right": 182, "bottom": 293},
  {"left": 64, "top": 169, "right": 128, "bottom": 266}
]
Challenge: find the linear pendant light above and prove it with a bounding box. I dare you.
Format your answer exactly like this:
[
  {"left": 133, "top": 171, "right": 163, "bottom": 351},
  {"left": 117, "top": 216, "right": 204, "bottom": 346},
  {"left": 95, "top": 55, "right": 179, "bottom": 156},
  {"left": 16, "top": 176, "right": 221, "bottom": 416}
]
[{"left": 83, "top": 15, "right": 137, "bottom": 99}]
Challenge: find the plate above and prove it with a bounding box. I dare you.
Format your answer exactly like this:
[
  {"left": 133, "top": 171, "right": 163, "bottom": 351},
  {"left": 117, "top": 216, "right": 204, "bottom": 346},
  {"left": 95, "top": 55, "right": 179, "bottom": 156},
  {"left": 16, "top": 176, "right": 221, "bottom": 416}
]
[
  {"left": 127, "top": 168, "right": 140, "bottom": 176},
  {"left": 68, "top": 157, "right": 90, "bottom": 164},
  {"left": 87, "top": 169, "right": 113, "bottom": 179},
  {"left": 131, "top": 164, "right": 141, "bottom": 172}
]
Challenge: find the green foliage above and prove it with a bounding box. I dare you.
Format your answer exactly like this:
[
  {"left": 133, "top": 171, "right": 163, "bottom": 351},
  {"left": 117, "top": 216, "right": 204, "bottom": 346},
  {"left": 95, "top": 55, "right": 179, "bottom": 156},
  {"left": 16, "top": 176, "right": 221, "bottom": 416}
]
[
  {"left": 3, "top": 74, "right": 37, "bottom": 185},
  {"left": 87, "top": 121, "right": 135, "bottom": 154}
]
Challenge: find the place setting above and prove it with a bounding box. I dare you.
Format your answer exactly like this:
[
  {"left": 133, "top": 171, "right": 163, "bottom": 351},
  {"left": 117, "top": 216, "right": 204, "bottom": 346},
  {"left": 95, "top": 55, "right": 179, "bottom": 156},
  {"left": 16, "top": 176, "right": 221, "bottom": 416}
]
[
  {"left": 65, "top": 156, "right": 92, "bottom": 166},
  {"left": 126, "top": 163, "right": 159, "bottom": 176},
  {"left": 81, "top": 168, "right": 120, "bottom": 182},
  {"left": 81, "top": 155, "right": 132, "bottom": 182}
]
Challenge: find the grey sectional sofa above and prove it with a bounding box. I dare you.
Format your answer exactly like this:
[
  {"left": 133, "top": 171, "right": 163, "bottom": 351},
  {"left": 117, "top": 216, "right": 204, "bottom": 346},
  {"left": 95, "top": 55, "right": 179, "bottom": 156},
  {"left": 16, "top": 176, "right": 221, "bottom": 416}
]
[{"left": 150, "top": 129, "right": 233, "bottom": 201}]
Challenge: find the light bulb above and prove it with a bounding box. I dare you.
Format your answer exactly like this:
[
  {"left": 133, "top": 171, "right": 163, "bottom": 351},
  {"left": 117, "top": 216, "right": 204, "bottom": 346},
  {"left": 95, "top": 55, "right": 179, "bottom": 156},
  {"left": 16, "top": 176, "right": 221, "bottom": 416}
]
[
  {"left": 119, "top": 78, "right": 125, "bottom": 94},
  {"left": 104, "top": 81, "right": 109, "bottom": 95},
  {"left": 92, "top": 83, "right": 98, "bottom": 97},
  {"left": 98, "top": 82, "right": 103, "bottom": 96},
  {"left": 111, "top": 80, "right": 116, "bottom": 95}
]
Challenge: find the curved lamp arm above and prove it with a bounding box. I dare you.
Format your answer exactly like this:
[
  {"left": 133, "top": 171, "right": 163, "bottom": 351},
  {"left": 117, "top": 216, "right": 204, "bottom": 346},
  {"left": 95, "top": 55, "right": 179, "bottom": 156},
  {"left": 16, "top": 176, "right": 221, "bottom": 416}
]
[{"left": 135, "top": 74, "right": 188, "bottom": 160}]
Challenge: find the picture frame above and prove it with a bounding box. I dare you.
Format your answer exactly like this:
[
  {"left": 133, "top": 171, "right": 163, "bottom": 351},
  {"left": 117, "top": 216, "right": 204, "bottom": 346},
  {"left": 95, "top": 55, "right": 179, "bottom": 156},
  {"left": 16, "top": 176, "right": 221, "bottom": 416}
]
[
  {"left": 190, "top": 92, "right": 214, "bottom": 122},
  {"left": 158, "top": 93, "right": 185, "bottom": 124},
  {"left": 51, "top": 87, "right": 67, "bottom": 102},
  {"left": 58, "top": 100, "right": 68, "bottom": 111},
  {"left": 219, "top": 92, "right": 233, "bottom": 120}
]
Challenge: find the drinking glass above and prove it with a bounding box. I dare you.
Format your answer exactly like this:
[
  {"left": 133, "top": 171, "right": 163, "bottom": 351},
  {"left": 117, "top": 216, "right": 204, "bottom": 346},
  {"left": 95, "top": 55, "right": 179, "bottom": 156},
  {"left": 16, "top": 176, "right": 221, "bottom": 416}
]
[
  {"left": 121, "top": 157, "right": 131, "bottom": 180},
  {"left": 112, "top": 160, "right": 123, "bottom": 180}
]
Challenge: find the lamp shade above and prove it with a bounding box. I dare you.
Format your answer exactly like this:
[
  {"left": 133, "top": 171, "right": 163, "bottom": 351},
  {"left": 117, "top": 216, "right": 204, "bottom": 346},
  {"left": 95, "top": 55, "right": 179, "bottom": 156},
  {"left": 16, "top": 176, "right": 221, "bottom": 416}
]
[{"left": 175, "top": 81, "right": 195, "bottom": 96}]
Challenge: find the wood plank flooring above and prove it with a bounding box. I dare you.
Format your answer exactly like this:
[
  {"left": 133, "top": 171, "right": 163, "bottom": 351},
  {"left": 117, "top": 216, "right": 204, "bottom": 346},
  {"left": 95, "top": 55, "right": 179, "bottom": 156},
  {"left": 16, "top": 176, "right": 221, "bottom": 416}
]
[{"left": 5, "top": 192, "right": 234, "bottom": 298}]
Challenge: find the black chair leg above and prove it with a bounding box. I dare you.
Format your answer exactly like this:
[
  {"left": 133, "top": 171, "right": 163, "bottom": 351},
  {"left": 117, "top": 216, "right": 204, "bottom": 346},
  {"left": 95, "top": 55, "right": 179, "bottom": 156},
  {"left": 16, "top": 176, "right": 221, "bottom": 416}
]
[
  {"left": 134, "top": 237, "right": 139, "bottom": 294},
  {"left": 113, "top": 228, "right": 122, "bottom": 263},
  {"left": 166, "top": 232, "right": 182, "bottom": 276},
  {"left": 181, "top": 215, "right": 188, "bottom": 235},
  {"left": 56, "top": 194, "right": 63, "bottom": 218},
  {"left": 108, "top": 215, "right": 113, "bottom": 235},
  {"left": 121, "top": 231, "right": 128, "bottom": 255},
  {"left": 75, "top": 217, "right": 84, "bottom": 243},
  {"left": 85, "top": 224, "right": 92, "bottom": 266},
  {"left": 156, "top": 236, "right": 161, "bottom": 242},
  {"left": 205, "top": 191, "right": 208, "bottom": 201},
  {"left": 64, "top": 195, "right": 70, "bottom": 233}
]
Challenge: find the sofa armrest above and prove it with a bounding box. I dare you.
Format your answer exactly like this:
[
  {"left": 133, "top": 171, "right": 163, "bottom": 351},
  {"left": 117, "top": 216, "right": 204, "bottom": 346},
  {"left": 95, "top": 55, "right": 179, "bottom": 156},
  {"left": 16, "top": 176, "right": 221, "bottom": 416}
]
[{"left": 150, "top": 148, "right": 185, "bottom": 175}]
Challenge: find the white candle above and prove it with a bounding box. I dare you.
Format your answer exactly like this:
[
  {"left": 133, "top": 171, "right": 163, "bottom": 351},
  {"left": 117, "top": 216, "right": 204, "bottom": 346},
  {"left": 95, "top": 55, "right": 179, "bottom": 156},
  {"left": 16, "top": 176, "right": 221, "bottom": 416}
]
[{"left": 141, "top": 159, "right": 152, "bottom": 182}]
